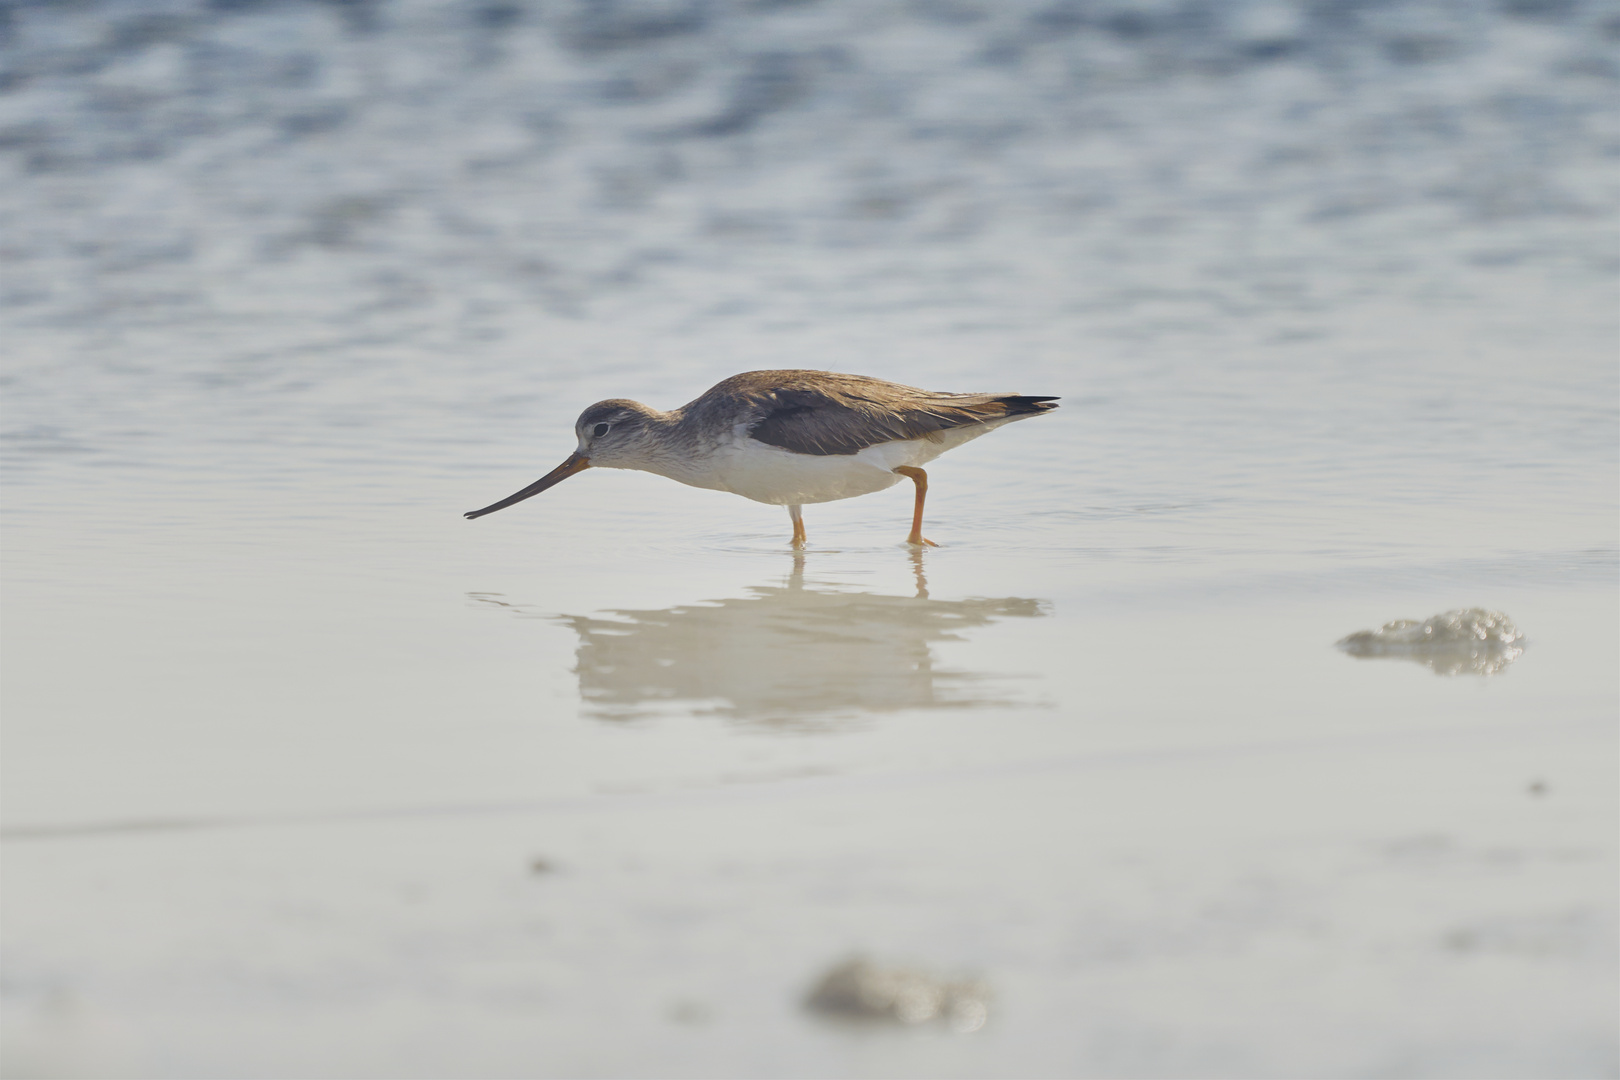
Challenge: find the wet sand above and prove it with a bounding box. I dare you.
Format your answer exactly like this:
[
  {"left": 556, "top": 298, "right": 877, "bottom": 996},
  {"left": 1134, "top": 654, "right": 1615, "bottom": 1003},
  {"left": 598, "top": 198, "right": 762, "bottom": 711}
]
[{"left": 4, "top": 362, "right": 1614, "bottom": 1075}]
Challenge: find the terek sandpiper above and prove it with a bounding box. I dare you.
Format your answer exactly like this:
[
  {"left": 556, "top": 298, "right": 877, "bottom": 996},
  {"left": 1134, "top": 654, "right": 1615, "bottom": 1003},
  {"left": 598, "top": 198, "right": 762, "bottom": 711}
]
[{"left": 465, "top": 370, "right": 1057, "bottom": 546}]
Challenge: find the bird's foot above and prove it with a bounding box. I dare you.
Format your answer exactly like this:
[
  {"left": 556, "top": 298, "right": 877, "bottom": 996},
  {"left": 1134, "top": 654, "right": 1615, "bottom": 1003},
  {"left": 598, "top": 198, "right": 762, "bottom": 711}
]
[{"left": 906, "top": 535, "right": 940, "bottom": 548}]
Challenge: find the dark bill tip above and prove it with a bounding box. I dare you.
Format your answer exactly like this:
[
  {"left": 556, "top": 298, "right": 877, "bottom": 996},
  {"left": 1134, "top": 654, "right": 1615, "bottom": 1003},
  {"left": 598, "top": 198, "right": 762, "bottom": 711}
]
[{"left": 465, "top": 453, "right": 590, "bottom": 520}]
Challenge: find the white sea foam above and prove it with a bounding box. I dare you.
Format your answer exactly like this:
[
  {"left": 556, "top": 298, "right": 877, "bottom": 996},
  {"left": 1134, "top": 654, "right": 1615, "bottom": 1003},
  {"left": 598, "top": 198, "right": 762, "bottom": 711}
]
[{"left": 1337, "top": 607, "right": 1526, "bottom": 676}]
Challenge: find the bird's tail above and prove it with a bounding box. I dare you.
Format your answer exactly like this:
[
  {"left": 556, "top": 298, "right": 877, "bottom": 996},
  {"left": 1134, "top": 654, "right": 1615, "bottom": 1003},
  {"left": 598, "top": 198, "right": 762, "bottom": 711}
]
[{"left": 996, "top": 395, "right": 1060, "bottom": 416}]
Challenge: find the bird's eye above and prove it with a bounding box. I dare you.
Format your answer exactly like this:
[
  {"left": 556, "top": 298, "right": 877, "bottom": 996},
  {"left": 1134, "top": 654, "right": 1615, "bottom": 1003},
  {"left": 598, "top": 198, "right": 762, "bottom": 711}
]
[{"left": 592, "top": 423, "right": 610, "bottom": 438}]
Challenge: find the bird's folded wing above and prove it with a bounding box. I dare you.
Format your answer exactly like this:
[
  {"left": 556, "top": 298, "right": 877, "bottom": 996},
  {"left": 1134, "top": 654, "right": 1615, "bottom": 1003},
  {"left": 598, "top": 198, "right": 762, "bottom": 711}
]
[{"left": 746, "top": 387, "right": 1057, "bottom": 457}]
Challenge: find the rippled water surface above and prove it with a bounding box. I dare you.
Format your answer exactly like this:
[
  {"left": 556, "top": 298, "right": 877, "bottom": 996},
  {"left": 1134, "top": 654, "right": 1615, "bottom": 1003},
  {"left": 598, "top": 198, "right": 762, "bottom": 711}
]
[{"left": 3, "top": 1, "right": 1617, "bottom": 1076}]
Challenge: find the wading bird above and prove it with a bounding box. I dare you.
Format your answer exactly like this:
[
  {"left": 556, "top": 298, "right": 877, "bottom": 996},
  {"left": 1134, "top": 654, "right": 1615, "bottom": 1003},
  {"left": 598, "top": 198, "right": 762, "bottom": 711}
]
[{"left": 465, "top": 370, "right": 1057, "bottom": 547}]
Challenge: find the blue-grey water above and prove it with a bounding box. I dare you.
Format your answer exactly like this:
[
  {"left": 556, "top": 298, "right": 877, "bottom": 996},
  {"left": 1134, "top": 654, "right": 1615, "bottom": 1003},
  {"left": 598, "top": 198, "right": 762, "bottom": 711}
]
[{"left": 2, "top": 1, "right": 1617, "bottom": 1076}]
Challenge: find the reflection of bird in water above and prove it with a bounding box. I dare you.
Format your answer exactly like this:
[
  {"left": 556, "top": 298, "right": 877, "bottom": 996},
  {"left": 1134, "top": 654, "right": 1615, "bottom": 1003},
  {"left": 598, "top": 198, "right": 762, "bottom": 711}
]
[
  {"left": 464, "top": 370, "right": 1057, "bottom": 546},
  {"left": 545, "top": 554, "right": 1047, "bottom": 727}
]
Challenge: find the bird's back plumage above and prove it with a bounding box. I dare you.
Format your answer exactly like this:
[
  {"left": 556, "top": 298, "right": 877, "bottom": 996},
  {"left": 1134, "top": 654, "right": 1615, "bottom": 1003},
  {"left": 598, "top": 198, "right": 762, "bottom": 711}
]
[{"left": 681, "top": 370, "right": 1058, "bottom": 457}]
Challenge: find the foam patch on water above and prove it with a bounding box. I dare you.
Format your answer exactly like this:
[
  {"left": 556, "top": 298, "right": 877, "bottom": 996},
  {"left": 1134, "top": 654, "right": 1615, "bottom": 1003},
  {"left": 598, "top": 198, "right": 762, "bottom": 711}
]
[
  {"left": 805, "top": 956, "right": 990, "bottom": 1032},
  {"left": 1336, "top": 608, "right": 1525, "bottom": 676}
]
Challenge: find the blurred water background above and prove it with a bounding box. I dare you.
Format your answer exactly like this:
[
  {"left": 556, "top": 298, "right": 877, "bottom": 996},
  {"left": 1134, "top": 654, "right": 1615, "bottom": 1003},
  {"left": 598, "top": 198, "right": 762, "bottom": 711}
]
[{"left": 2, "top": 0, "right": 1617, "bottom": 1076}]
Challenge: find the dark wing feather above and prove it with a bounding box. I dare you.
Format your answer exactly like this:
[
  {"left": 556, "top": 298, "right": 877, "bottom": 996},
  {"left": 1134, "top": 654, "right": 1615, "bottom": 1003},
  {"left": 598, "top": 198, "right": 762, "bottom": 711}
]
[{"left": 698, "top": 371, "right": 1056, "bottom": 457}]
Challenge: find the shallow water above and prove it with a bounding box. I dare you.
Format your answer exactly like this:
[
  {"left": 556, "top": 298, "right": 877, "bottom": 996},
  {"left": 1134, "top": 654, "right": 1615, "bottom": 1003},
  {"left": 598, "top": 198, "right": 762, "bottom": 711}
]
[{"left": 3, "top": 1, "right": 1618, "bottom": 1076}]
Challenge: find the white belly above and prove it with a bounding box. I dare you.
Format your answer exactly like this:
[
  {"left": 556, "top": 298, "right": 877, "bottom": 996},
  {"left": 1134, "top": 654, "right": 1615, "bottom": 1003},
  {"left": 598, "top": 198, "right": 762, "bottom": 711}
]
[
  {"left": 666, "top": 422, "right": 1007, "bottom": 506},
  {"left": 703, "top": 441, "right": 903, "bottom": 505}
]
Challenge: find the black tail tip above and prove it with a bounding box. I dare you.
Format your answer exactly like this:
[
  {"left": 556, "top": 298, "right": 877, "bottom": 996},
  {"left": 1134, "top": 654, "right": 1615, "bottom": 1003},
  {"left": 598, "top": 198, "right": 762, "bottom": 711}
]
[{"left": 1007, "top": 395, "right": 1059, "bottom": 413}]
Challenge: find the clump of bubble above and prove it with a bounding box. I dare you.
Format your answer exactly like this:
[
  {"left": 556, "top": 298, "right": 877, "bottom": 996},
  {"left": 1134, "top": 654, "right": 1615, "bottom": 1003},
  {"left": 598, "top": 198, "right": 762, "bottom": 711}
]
[
  {"left": 1337, "top": 608, "right": 1525, "bottom": 676},
  {"left": 805, "top": 956, "right": 990, "bottom": 1033}
]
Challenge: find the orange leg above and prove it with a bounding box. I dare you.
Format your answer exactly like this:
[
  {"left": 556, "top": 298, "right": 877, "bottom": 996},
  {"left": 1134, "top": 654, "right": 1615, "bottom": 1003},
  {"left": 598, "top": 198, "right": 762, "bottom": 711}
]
[
  {"left": 892, "top": 467, "right": 939, "bottom": 547},
  {"left": 788, "top": 504, "right": 807, "bottom": 548}
]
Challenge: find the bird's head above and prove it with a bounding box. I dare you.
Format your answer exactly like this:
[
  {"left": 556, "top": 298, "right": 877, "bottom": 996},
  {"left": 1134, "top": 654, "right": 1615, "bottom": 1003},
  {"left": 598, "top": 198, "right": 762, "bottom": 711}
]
[
  {"left": 463, "top": 398, "right": 665, "bottom": 520},
  {"left": 570, "top": 399, "right": 663, "bottom": 469}
]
